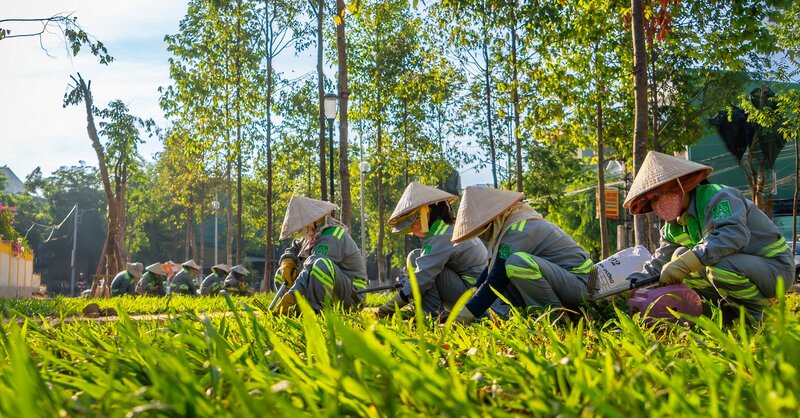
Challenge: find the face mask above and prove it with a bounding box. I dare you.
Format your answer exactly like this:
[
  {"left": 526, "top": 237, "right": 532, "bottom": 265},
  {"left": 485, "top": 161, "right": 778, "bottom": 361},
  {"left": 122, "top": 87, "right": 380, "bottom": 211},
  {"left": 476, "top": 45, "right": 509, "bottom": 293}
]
[{"left": 652, "top": 192, "right": 684, "bottom": 221}]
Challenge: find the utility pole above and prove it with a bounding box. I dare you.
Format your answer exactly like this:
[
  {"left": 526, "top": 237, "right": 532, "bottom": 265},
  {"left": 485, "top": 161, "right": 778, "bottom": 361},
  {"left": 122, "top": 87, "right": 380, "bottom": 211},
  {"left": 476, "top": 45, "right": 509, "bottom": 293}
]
[{"left": 70, "top": 203, "right": 78, "bottom": 297}]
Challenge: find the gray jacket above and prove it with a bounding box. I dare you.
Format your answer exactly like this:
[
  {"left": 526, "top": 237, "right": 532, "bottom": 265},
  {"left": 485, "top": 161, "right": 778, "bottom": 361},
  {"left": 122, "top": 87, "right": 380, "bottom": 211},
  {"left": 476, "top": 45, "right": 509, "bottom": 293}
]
[
  {"left": 401, "top": 219, "right": 487, "bottom": 298},
  {"left": 169, "top": 268, "right": 198, "bottom": 296},
  {"left": 110, "top": 271, "right": 136, "bottom": 296},
  {"left": 200, "top": 272, "right": 226, "bottom": 295},
  {"left": 136, "top": 272, "right": 166, "bottom": 296},
  {"left": 290, "top": 225, "right": 367, "bottom": 301},
  {"left": 497, "top": 218, "right": 593, "bottom": 277},
  {"left": 629, "top": 185, "right": 793, "bottom": 281}
]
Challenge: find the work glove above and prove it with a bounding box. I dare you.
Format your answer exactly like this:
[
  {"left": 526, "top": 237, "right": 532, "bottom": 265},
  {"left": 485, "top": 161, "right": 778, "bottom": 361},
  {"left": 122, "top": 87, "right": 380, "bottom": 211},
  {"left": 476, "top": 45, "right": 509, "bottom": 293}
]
[
  {"left": 660, "top": 250, "right": 703, "bottom": 285},
  {"left": 279, "top": 258, "right": 299, "bottom": 287},
  {"left": 377, "top": 292, "right": 409, "bottom": 318},
  {"left": 272, "top": 292, "right": 297, "bottom": 315},
  {"left": 453, "top": 307, "right": 476, "bottom": 324}
]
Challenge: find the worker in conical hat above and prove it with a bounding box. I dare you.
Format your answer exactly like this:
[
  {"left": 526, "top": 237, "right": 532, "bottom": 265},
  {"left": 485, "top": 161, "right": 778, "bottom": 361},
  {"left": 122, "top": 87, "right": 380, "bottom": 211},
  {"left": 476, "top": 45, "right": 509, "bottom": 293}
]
[
  {"left": 169, "top": 259, "right": 201, "bottom": 296},
  {"left": 377, "top": 182, "right": 490, "bottom": 317},
  {"left": 451, "top": 186, "right": 593, "bottom": 323},
  {"left": 136, "top": 262, "right": 168, "bottom": 296},
  {"left": 273, "top": 196, "right": 368, "bottom": 313},
  {"left": 111, "top": 262, "right": 144, "bottom": 296},
  {"left": 223, "top": 264, "right": 251, "bottom": 295},
  {"left": 624, "top": 151, "right": 793, "bottom": 321},
  {"left": 200, "top": 264, "right": 231, "bottom": 296}
]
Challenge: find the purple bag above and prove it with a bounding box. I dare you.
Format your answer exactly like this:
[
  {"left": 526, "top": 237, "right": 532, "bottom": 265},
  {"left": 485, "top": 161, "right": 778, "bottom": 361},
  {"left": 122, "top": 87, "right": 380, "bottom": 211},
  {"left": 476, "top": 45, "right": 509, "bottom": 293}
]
[{"left": 627, "top": 284, "right": 703, "bottom": 322}]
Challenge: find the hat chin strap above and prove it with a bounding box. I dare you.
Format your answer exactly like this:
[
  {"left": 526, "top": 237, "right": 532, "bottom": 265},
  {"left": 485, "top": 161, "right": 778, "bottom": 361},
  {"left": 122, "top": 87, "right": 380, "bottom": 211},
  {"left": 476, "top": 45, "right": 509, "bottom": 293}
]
[{"left": 677, "top": 178, "right": 686, "bottom": 194}]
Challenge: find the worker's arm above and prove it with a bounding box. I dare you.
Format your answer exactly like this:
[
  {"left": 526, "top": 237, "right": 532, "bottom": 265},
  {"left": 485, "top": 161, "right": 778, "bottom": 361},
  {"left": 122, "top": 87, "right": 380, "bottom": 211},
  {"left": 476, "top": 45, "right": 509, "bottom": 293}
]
[
  {"left": 627, "top": 233, "right": 679, "bottom": 282},
  {"left": 464, "top": 257, "right": 509, "bottom": 317},
  {"left": 693, "top": 188, "right": 750, "bottom": 265},
  {"left": 400, "top": 235, "right": 454, "bottom": 301}
]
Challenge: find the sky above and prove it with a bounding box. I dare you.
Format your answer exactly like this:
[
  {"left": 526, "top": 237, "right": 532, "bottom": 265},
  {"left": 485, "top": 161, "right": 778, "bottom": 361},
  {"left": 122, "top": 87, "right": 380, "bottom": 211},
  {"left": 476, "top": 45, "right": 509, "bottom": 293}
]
[{"left": 0, "top": 1, "right": 491, "bottom": 188}]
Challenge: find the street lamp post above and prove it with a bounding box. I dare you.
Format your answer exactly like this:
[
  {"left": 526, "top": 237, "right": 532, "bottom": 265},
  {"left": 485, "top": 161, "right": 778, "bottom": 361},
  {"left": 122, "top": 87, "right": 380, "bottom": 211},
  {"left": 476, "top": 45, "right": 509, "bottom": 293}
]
[
  {"left": 324, "top": 93, "right": 338, "bottom": 203},
  {"left": 359, "top": 161, "right": 371, "bottom": 268},
  {"left": 211, "top": 199, "right": 220, "bottom": 265}
]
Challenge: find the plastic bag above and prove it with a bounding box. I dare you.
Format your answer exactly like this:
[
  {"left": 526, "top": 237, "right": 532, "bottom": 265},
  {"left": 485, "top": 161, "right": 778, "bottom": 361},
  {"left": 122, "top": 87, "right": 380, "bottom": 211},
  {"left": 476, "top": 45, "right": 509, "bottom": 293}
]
[{"left": 588, "top": 245, "right": 652, "bottom": 300}]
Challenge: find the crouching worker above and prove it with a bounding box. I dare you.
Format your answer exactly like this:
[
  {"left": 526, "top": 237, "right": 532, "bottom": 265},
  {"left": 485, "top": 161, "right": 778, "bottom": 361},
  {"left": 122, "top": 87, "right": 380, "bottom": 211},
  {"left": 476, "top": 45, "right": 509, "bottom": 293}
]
[
  {"left": 111, "top": 262, "right": 144, "bottom": 296},
  {"left": 224, "top": 265, "right": 251, "bottom": 295},
  {"left": 377, "top": 182, "right": 488, "bottom": 317},
  {"left": 273, "top": 196, "right": 367, "bottom": 314},
  {"left": 136, "top": 263, "right": 168, "bottom": 296},
  {"left": 623, "top": 151, "right": 794, "bottom": 321},
  {"left": 452, "top": 187, "right": 593, "bottom": 323},
  {"left": 169, "top": 259, "right": 200, "bottom": 296},
  {"left": 200, "top": 264, "right": 231, "bottom": 296}
]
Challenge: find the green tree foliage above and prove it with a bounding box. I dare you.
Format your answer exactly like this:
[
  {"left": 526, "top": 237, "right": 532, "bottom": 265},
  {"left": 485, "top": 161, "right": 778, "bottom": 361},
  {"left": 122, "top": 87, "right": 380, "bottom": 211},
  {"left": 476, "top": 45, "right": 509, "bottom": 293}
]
[{"left": 347, "top": 0, "right": 472, "bottom": 278}]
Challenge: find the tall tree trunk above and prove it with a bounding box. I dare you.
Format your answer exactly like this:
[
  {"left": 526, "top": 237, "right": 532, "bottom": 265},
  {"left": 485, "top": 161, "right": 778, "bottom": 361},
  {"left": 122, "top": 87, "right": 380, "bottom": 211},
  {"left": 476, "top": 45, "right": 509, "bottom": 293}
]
[
  {"left": 225, "top": 50, "right": 234, "bottom": 267},
  {"left": 483, "top": 37, "right": 498, "bottom": 188},
  {"left": 262, "top": 2, "right": 275, "bottom": 291},
  {"left": 596, "top": 47, "right": 609, "bottom": 259},
  {"left": 199, "top": 188, "right": 205, "bottom": 267},
  {"left": 631, "top": 0, "right": 649, "bottom": 247},
  {"left": 118, "top": 164, "right": 128, "bottom": 260},
  {"left": 511, "top": 19, "right": 522, "bottom": 192},
  {"left": 376, "top": 100, "right": 385, "bottom": 282},
  {"left": 403, "top": 101, "right": 410, "bottom": 258},
  {"left": 317, "top": 0, "right": 328, "bottom": 201},
  {"left": 510, "top": 18, "right": 522, "bottom": 192},
  {"left": 188, "top": 196, "right": 198, "bottom": 261},
  {"left": 645, "top": 48, "right": 661, "bottom": 250},
  {"left": 336, "top": 0, "right": 352, "bottom": 226},
  {"left": 73, "top": 74, "right": 124, "bottom": 277},
  {"left": 236, "top": 0, "right": 243, "bottom": 265},
  {"left": 226, "top": 165, "right": 233, "bottom": 266}
]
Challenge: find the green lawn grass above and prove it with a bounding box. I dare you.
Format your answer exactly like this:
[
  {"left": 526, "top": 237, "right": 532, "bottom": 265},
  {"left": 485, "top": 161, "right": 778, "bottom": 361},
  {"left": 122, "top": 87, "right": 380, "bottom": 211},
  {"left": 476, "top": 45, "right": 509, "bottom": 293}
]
[{"left": 0, "top": 292, "right": 798, "bottom": 417}]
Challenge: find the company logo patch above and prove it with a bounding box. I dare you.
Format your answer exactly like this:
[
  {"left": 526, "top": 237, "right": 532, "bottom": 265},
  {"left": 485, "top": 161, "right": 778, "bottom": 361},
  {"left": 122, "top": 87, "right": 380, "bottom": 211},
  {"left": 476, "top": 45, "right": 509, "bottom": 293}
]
[
  {"left": 314, "top": 244, "right": 330, "bottom": 256},
  {"left": 422, "top": 244, "right": 433, "bottom": 255},
  {"left": 498, "top": 244, "right": 511, "bottom": 260},
  {"left": 712, "top": 200, "right": 732, "bottom": 221}
]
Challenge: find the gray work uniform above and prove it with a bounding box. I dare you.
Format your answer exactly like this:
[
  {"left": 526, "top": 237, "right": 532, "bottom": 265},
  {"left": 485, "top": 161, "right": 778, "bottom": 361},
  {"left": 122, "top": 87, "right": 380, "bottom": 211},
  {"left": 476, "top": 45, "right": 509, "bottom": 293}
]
[
  {"left": 288, "top": 225, "right": 367, "bottom": 311},
  {"left": 136, "top": 272, "right": 166, "bottom": 296},
  {"left": 500, "top": 218, "right": 593, "bottom": 310},
  {"left": 628, "top": 185, "right": 794, "bottom": 318},
  {"left": 110, "top": 271, "right": 136, "bottom": 296},
  {"left": 169, "top": 268, "right": 198, "bottom": 296},
  {"left": 200, "top": 272, "right": 226, "bottom": 296},
  {"left": 223, "top": 273, "right": 249, "bottom": 294},
  {"left": 402, "top": 219, "right": 488, "bottom": 313}
]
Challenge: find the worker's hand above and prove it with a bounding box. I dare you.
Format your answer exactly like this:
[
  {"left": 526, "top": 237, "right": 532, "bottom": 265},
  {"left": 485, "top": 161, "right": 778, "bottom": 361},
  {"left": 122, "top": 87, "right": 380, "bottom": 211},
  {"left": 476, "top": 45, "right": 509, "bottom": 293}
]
[
  {"left": 280, "top": 259, "right": 299, "bottom": 287},
  {"left": 660, "top": 250, "right": 703, "bottom": 285},
  {"left": 453, "top": 307, "right": 476, "bottom": 324},
  {"left": 377, "top": 293, "right": 408, "bottom": 318},
  {"left": 272, "top": 292, "right": 297, "bottom": 315}
]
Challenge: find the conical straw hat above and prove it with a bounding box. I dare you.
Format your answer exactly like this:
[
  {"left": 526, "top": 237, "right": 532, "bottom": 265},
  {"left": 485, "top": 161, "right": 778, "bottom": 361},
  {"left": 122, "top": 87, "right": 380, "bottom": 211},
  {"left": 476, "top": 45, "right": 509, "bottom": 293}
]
[
  {"left": 623, "top": 151, "right": 712, "bottom": 215},
  {"left": 388, "top": 182, "right": 458, "bottom": 225},
  {"left": 452, "top": 186, "right": 524, "bottom": 242},
  {"left": 211, "top": 264, "right": 230, "bottom": 274},
  {"left": 182, "top": 259, "right": 201, "bottom": 270},
  {"left": 145, "top": 262, "right": 166, "bottom": 276},
  {"left": 126, "top": 262, "right": 144, "bottom": 278},
  {"left": 280, "top": 196, "right": 338, "bottom": 239},
  {"left": 231, "top": 265, "right": 250, "bottom": 276}
]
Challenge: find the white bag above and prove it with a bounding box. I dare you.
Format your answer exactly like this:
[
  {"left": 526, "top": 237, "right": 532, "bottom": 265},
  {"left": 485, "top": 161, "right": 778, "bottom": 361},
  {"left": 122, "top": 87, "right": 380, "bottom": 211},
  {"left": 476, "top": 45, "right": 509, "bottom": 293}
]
[{"left": 588, "top": 245, "right": 652, "bottom": 300}]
